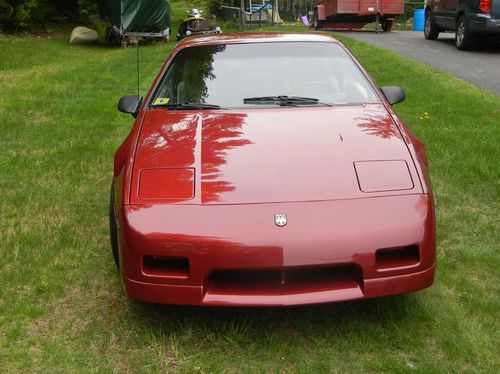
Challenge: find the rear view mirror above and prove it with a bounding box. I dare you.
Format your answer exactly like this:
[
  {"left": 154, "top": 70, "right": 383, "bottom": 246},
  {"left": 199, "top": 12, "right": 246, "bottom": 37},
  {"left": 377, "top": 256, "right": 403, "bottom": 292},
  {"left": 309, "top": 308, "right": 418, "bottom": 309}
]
[
  {"left": 380, "top": 86, "right": 405, "bottom": 105},
  {"left": 118, "top": 95, "right": 142, "bottom": 117}
]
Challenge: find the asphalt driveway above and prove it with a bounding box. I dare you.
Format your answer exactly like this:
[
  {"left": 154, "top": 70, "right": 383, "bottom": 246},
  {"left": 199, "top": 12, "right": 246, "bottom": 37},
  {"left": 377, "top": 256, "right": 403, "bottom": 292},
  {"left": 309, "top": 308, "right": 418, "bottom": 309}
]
[{"left": 336, "top": 31, "right": 500, "bottom": 95}]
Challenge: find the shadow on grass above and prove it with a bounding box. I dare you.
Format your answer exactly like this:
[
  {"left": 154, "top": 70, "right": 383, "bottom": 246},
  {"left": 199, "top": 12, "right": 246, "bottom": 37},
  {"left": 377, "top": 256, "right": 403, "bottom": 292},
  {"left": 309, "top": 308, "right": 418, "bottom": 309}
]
[{"left": 124, "top": 293, "right": 432, "bottom": 346}]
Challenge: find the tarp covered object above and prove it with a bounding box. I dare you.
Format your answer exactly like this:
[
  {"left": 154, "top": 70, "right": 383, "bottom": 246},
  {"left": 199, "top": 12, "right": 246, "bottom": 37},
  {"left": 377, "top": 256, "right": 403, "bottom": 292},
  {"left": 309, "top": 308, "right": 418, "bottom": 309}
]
[{"left": 98, "top": 0, "right": 171, "bottom": 32}]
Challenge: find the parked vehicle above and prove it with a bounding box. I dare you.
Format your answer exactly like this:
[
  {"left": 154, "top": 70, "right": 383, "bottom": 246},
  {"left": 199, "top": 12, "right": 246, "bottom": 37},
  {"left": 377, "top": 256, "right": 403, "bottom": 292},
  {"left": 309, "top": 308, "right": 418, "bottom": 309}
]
[
  {"left": 313, "top": 0, "right": 404, "bottom": 31},
  {"left": 177, "top": 9, "right": 221, "bottom": 41},
  {"left": 111, "top": 33, "right": 436, "bottom": 307},
  {"left": 98, "top": 0, "right": 171, "bottom": 46},
  {"left": 424, "top": 0, "right": 500, "bottom": 50}
]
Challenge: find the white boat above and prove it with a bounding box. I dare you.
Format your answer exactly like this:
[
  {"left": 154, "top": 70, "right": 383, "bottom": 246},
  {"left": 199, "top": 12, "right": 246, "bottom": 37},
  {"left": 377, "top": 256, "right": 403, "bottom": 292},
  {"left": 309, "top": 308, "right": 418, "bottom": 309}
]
[{"left": 70, "top": 27, "right": 98, "bottom": 44}]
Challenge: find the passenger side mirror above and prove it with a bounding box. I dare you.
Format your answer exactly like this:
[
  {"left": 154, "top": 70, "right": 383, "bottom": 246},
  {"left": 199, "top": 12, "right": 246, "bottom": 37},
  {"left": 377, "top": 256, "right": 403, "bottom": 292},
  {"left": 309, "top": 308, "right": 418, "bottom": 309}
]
[
  {"left": 118, "top": 95, "right": 143, "bottom": 117},
  {"left": 380, "top": 86, "right": 405, "bottom": 105}
]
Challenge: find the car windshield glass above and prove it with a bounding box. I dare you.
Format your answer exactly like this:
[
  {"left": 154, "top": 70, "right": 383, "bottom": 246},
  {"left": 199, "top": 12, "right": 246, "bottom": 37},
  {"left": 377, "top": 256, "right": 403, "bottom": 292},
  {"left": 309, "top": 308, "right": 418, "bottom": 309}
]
[{"left": 151, "top": 42, "right": 380, "bottom": 109}]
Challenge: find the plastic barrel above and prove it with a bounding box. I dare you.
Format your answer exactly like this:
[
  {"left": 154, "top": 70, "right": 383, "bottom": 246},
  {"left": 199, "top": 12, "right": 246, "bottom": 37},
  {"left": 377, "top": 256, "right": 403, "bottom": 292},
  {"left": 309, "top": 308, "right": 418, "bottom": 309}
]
[{"left": 414, "top": 9, "right": 425, "bottom": 32}]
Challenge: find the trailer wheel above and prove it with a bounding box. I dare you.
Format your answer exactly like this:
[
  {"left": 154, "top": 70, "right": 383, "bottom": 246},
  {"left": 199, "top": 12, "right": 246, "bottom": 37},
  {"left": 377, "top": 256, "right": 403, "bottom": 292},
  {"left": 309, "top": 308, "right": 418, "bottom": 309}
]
[
  {"left": 313, "top": 11, "right": 323, "bottom": 30},
  {"left": 381, "top": 20, "right": 393, "bottom": 32}
]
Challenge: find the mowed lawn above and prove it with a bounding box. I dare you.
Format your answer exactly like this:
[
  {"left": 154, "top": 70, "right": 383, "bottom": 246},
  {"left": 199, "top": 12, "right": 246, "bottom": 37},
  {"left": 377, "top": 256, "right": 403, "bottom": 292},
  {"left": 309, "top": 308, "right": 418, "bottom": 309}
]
[{"left": 1, "top": 23, "right": 499, "bottom": 372}]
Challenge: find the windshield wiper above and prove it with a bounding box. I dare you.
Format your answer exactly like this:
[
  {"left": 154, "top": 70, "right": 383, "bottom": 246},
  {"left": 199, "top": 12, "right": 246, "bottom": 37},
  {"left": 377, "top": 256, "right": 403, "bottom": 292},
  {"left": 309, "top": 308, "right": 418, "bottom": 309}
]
[
  {"left": 151, "top": 102, "right": 225, "bottom": 110},
  {"left": 243, "top": 96, "right": 332, "bottom": 107}
]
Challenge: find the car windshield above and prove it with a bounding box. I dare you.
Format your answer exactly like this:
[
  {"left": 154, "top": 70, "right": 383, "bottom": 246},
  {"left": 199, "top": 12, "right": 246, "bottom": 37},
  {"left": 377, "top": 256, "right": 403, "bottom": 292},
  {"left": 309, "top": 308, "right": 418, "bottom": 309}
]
[{"left": 150, "top": 42, "right": 380, "bottom": 109}]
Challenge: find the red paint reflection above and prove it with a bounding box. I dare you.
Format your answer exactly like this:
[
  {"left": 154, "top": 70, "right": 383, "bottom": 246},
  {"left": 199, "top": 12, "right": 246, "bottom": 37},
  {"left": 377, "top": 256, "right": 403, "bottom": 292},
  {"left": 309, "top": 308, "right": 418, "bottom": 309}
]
[
  {"left": 356, "top": 112, "right": 402, "bottom": 139},
  {"left": 140, "top": 113, "right": 198, "bottom": 167},
  {"left": 133, "top": 111, "right": 252, "bottom": 204},
  {"left": 201, "top": 113, "right": 252, "bottom": 203}
]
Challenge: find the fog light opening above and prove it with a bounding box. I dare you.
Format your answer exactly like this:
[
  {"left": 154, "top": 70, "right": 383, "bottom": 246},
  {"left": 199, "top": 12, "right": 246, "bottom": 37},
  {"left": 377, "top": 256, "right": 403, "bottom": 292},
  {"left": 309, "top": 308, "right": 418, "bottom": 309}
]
[
  {"left": 143, "top": 256, "right": 189, "bottom": 278},
  {"left": 375, "top": 245, "right": 420, "bottom": 270}
]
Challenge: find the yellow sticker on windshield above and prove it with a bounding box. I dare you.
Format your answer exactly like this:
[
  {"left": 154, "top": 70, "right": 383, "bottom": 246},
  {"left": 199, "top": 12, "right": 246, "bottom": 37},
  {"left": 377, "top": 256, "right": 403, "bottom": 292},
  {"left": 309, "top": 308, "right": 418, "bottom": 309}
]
[{"left": 153, "top": 97, "right": 170, "bottom": 105}]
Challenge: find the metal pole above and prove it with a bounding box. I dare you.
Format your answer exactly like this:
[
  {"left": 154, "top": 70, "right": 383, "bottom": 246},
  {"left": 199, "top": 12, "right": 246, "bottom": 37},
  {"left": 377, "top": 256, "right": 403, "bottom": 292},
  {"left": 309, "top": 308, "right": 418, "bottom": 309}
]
[{"left": 404, "top": 2, "right": 407, "bottom": 31}]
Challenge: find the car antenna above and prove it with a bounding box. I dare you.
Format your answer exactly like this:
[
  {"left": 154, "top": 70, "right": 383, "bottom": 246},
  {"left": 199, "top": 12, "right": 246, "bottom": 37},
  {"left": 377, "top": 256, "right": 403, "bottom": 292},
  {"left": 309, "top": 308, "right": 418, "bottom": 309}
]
[{"left": 136, "top": 32, "right": 140, "bottom": 99}]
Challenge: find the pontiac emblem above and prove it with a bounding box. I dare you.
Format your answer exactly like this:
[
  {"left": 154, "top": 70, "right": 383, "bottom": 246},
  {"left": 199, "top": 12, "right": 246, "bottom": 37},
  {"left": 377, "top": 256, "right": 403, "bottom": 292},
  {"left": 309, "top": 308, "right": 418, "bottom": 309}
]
[{"left": 274, "top": 214, "right": 287, "bottom": 227}]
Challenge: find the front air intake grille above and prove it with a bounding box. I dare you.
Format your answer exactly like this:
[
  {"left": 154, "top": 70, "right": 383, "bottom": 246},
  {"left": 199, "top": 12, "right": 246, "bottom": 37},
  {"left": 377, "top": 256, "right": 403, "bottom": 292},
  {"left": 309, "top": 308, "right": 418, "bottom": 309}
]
[
  {"left": 207, "top": 265, "right": 363, "bottom": 296},
  {"left": 142, "top": 256, "right": 189, "bottom": 278},
  {"left": 375, "top": 245, "right": 420, "bottom": 270}
]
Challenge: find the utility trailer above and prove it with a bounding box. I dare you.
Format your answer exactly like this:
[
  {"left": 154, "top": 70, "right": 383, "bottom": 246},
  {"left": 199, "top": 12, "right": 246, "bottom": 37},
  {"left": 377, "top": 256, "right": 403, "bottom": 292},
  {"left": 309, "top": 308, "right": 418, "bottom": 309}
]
[
  {"left": 313, "top": 0, "right": 404, "bottom": 31},
  {"left": 98, "top": 0, "right": 172, "bottom": 46}
]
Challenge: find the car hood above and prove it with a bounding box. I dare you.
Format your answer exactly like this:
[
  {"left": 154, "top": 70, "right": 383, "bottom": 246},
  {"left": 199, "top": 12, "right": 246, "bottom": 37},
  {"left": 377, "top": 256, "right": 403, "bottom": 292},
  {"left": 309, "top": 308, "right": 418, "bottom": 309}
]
[{"left": 130, "top": 104, "right": 422, "bottom": 205}]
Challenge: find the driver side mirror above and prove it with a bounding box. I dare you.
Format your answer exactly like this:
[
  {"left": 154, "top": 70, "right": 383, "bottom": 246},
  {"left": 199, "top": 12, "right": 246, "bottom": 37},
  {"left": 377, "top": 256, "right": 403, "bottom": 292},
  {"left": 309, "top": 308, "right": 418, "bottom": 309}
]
[
  {"left": 118, "top": 95, "right": 143, "bottom": 117},
  {"left": 380, "top": 86, "right": 405, "bottom": 105}
]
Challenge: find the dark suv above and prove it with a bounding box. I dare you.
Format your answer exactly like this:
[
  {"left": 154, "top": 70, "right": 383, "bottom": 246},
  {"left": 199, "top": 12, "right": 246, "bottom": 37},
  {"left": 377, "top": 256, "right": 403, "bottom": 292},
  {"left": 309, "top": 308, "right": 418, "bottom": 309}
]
[{"left": 424, "top": 0, "right": 500, "bottom": 50}]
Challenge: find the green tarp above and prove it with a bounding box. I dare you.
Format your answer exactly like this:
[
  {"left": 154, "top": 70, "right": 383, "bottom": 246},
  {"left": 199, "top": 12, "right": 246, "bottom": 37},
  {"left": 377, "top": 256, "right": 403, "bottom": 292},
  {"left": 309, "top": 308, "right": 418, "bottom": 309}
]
[{"left": 98, "top": 0, "right": 171, "bottom": 32}]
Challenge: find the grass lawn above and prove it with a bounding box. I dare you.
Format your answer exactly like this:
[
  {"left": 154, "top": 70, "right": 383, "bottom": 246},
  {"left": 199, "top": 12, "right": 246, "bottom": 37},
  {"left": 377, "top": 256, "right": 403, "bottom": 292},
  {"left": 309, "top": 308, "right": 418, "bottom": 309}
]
[{"left": 1, "top": 3, "right": 499, "bottom": 371}]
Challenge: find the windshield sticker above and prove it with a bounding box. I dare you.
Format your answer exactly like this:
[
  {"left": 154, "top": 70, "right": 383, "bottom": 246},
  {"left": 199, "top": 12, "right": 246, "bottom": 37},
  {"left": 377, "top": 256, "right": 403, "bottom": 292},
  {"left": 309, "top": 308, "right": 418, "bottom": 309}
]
[{"left": 153, "top": 97, "right": 170, "bottom": 105}]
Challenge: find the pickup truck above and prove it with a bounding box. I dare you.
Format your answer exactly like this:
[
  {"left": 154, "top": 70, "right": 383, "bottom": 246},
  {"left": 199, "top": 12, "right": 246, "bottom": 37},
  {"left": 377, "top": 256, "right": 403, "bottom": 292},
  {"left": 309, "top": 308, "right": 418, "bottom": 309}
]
[{"left": 424, "top": 0, "right": 500, "bottom": 50}]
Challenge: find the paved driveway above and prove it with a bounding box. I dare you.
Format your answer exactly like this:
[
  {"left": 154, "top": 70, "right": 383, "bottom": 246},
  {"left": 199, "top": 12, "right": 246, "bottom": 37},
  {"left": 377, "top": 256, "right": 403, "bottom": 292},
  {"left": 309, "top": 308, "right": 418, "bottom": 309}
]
[{"left": 336, "top": 31, "right": 500, "bottom": 95}]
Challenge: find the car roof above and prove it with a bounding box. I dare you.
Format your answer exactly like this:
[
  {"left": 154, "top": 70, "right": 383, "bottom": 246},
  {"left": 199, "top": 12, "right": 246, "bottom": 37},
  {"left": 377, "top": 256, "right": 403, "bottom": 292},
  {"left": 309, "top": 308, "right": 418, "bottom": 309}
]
[{"left": 177, "top": 32, "right": 341, "bottom": 48}]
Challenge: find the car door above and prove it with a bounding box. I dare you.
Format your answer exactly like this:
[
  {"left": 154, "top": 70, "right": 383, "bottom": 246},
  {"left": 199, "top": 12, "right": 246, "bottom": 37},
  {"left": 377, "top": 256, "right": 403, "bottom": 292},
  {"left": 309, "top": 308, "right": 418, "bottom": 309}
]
[
  {"left": 431, "top": 0, "right": 449, "bottom": 28},
  {"left": 442, "top": 0, "right": 458, "bottom": 29}
]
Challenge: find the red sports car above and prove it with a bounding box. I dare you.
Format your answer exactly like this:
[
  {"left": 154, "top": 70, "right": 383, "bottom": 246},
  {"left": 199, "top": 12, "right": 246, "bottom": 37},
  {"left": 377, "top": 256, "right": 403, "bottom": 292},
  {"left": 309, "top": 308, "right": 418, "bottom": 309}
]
[{"left": 110, "top": 33, "right": 436, "bottom": 306}]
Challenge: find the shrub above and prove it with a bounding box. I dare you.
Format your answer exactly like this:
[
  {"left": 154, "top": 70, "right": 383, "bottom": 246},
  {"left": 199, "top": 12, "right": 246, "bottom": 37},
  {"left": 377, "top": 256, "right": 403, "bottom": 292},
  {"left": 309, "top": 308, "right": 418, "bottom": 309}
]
[{"left": 0, "top": 0, "right": 96, "bottom": 32}]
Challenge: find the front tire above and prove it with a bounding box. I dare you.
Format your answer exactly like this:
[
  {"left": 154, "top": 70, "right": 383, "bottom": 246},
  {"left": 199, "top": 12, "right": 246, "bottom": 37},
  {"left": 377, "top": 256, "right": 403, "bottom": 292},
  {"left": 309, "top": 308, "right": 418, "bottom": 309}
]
[
  {"left": 424, "top": 11, "right": 439, "bottom": 40},
  {"left": 455, "top": 16, "right": 475, "bottom": 50},
  {"left": 109, "top": 182, "right": 120, "bottom": 268}
]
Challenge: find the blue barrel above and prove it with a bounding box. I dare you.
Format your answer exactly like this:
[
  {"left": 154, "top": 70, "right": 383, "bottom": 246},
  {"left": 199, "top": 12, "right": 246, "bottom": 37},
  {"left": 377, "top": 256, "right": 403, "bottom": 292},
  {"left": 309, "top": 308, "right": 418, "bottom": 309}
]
[{"left": 414, "top": 9, "right": 425, "bottom": 32}]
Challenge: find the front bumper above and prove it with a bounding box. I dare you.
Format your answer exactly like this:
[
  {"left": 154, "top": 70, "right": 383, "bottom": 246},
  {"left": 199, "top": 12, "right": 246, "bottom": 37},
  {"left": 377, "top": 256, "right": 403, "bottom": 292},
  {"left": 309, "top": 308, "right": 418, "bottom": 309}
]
[
  {"left": 118, "top": 194, "right": 436, "bottom": 306},
  {"left": 123, "top": 265, "right": 435, "bottom": 306}
]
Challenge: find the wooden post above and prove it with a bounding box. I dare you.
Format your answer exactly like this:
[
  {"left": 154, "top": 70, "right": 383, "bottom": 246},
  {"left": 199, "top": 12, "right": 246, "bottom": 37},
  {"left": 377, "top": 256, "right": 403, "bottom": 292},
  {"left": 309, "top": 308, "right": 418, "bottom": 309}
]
[
  {"left": 271, "top": 0, "right": 274, "bottom": 25},
  {"left": 241, "top": 0, "right": 245, "bottom": 28}
]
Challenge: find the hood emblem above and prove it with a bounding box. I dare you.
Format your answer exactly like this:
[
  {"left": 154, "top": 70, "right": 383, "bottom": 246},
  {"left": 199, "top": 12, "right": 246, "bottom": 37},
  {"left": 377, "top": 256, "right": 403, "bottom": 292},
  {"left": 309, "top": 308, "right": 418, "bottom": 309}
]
[{"left": 274, "top": 214, "right": 287, "bottom": 227}]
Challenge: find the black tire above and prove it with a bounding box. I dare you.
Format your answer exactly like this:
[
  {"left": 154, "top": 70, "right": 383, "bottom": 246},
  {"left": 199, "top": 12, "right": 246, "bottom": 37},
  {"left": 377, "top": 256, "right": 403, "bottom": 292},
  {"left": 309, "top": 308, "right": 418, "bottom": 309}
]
[
  {"left": 424, "top": 11, "right": 439, "bottom": 40},
  {"left": 313, "top": 10, "right": 323, "bottom": 30},
  {"left": 455, "top": 15, "right": 475, "bottom": 50},
  {"left": 109, "top": 182, "right": 120, "bottom": 268},
  {"left": 381, "top": 19, "right": 393, "bottom": 32}
]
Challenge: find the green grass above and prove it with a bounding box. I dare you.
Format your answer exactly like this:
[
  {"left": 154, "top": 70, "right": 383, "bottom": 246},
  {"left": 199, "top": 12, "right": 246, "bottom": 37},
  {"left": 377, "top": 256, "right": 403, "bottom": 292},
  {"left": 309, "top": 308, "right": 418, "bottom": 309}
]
[{"left": 1, "top": 6, "right": 499, "bottom": 371}]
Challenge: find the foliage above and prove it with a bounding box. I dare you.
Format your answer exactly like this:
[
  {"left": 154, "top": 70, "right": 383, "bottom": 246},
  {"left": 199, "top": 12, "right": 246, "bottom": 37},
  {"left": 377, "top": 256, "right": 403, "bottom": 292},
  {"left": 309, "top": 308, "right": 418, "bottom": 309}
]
[
  {"left": 0, "top": 0, "right": 38, "bottom": 31},
  {"left": 80, "top": 0, "right": 97, "bottom": 16},
  {"left": 208, "top": 0, "right": 224, "bottom": 15},
  {"left": 0, "top": 0, "right": 97, "bottom": 32}
]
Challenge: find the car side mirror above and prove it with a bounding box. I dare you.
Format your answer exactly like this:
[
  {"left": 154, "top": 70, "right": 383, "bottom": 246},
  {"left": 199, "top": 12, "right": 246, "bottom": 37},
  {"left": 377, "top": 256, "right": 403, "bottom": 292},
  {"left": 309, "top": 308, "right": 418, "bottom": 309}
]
[
  {"left": 380, "top": 86, "right": 405, "bottom": 105},
  {"left": 118, "top": 95, "right": 143, "bottom": 117}
]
